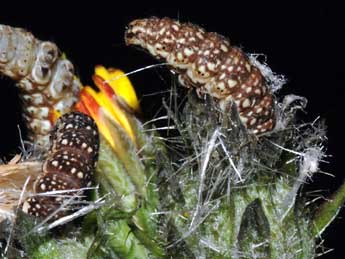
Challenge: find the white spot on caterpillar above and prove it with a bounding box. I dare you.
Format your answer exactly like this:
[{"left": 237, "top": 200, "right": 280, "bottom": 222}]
[
  {"left": 207, "top": 62, "right": 216, "bottom": 71},
  {"left": 218, "top": 82, "right": 225, "bottom": 90},
  {"left": 256, "top": 107, "right": 263, "bottom": 113},
  {"left": 52, "top": 160, "right": 59, "bottom": 167},
  {"left": 37, "top": 107, "right": 49, "bottom": 118},
  {"left": 32, "top": 93, "right": 44, "bottom": 105},
  {"left": 155, "top": 43, "right": 163, "bottom": 50},
  {"left": 183, "top": 48, "right": 194, "bottom": 56},
  {"left": 77, "top": 172, "right": 84, "bottom": 179},
  {"left": 172, "top": 24, "right": 179, "bottom": 31},
  {"left": 220, "top": 44, "right": 228, "bottom": 52},
  {"left": 203, "top": 50, "right": 210, "bottom": 56},
  {"left": 177, "top": 37, "right": 186, "bottom": 44},
  {"left": 177, "top": 52, "right": 183, "bottom": 61},
  {"left": 131, "top": 26, "right": 146, "bottom": 34},
  {"left": 245, "top": 63, "right": 251, "bottom": 72},
  {"left": 27, "top": 106, "right": 37, "bottom": 114},
  {"left": 242, "top": 99, "right": 251, "bottom": 108},
  {"left": 228, "top": 79, "right": 237, "bottom": 88},
  {"left": 22, "top": 201, "right": 30, "bottom": 213},
  {"left": 246, "top": 87, "right": 252, "bottom": 94},
  {"left": 240, "top": 116, "right": 248, "bottom": 124},
  {"left": 198, "top": 65, "right": 206, "bottom": 74},
  {"left": 196, "top": 32, "right": 204, "bottom": 39}
]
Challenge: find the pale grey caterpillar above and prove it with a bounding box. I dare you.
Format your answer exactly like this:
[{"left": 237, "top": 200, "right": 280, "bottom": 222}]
[
  {"left": 0, "top": 24, "right": 81, "bottom": 146},
  {"left": 125, "top": 17, "right": 276, "bottom": 134},
  {"left": 22, "top": 112, "right": 99, "bottom": 219}
]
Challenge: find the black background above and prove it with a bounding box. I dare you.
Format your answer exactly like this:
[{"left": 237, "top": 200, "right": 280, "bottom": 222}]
[{"left": 0, "top": 2, "right": 344, "bottom": 258}]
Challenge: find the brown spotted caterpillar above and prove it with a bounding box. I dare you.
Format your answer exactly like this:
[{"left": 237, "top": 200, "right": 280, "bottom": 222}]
[
  {"left": 22, "top": 112, "right": 99, "bottom": 219},
  {"left": 0, "top": 25, "right": 81, "bottom": 146},
  {"left": 125, "top": 17, "right": 275, "bottom": 134}
]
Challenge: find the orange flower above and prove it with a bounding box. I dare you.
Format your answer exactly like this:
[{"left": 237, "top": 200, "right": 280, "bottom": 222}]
[{"left": 75, "top": 66, "right": 139, "bottom": 150}]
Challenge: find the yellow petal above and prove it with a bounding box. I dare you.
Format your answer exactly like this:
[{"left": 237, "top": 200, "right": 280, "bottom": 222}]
[
  {"left": 96, "top": 90, "right": 136, "bottom": 143},
  {"left": 94, "top": 65, "right": 111, "bottom": 81},
  {"left": 109, "top": 69, "right": 140, "bottom": 112},
  {"left": 94, "top": 66, "right": 140, "bottom": 112}
]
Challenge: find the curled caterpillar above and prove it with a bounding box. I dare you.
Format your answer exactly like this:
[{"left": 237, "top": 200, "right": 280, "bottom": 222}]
[
  {"left": 22, "top": 112, "right": 99, "bottom": 219},
  {"left": 0, "top": 25, "right": 81, "bottom": 146},
  {"left": 125, "top": 17, "right": 276, "bottom": 134}
]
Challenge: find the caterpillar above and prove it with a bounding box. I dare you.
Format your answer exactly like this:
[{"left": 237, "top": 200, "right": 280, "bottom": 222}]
[
  {"left": 125, "top": 17, "right": 276, "bottom": 134},
  {"left": 0, "top": 24, "right": 81, "bottom": 146},
  {"left": 22, "top": 112, "right": 99, "bottom": 219}
]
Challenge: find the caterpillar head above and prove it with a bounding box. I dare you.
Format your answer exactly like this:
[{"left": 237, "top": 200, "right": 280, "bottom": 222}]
[
  {"left": 125, "top": 17, "right": 184, "bottom": 60},
  {"left": 125, "top": 18, "right": 152, "bottom": 48}
]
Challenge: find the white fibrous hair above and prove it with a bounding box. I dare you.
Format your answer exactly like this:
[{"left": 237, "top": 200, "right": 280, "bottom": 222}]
[{"left": 248, "top": 53, "right": 287, "bottom": 93}]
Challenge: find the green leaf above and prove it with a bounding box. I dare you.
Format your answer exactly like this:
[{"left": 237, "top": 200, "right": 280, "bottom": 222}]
[
  {"left": 97, "top": 137, "right": 138, "bottom": 212},
  {"left": 312, "top": 180, "right": 345, "bottom": 236},
  {"left": 100, "top": 111, "right": 147, "bottom": 198},
  {"left": 237, "top": 198, "right": 271, "bottom": 259},
  {"left": 89, "top": 219, "right": 151, "bottom": 259}
]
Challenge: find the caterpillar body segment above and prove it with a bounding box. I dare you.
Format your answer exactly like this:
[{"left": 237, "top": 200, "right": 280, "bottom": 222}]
[
  {"left": 0, "top": 24, "right": 81, "bottom": 146},
  {"left": 125, "top": 17, "right": 276, "bottom": 134},
  {"left": 22, "top": 112, "right": 99, "bottom": 219}
]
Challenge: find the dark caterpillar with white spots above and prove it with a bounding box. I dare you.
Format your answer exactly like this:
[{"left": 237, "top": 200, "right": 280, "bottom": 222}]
[
  {"left": 125, "top": 17, "right": 276, "bottom": 134},
  {"left": 0, "top": 24, "right": 81, "bottom": 146},
  {"left": 22, "top": 112, "right": 99, "bottom": 219}
]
